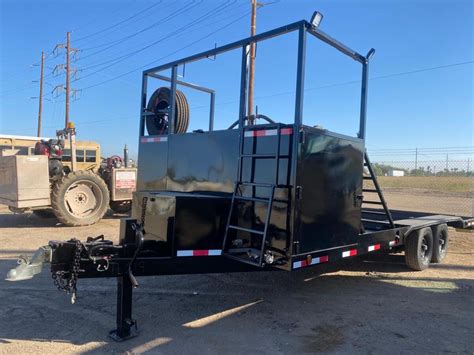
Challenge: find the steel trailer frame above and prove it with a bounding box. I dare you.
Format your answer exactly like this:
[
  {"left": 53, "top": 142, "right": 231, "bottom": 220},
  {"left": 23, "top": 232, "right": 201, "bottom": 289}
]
[
  {"left": 6, "top": 18, "right": 474, "bottom": 342},
  {"left": 139, "top": 20, "right": 371, "bottom": 140}
]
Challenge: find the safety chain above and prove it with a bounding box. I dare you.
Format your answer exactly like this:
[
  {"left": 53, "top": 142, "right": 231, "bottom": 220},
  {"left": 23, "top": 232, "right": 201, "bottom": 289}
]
[
  {"left": 51, "top": 238, "right": 84, "bottom": 304},
  {"left": 140, "top": 196, "right": 148, "bottom": 226}
]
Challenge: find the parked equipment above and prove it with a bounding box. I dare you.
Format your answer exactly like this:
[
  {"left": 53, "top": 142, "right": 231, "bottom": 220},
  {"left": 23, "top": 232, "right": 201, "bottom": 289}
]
[
  {"left": 6, "top": 13, "right": 473, "bottom": 341},
  {"left": 0, "top": 125, "right": 136, "bottom": 225}
]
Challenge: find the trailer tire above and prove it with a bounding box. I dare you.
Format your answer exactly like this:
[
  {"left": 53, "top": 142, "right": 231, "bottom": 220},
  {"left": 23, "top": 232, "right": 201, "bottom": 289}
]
[
  {"left": 431, "top": 223, "right": 448, "bottom": 263},
  {"left": 51, "top": 171, "right": 110, "bottom": 226},
  {"left": 405, "top": 227, "right": 433, "bottom": 271}
]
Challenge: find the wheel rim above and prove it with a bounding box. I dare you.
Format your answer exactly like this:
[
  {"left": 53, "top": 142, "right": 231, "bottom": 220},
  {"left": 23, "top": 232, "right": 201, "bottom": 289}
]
[
  {"left": 420, "top": 237, "right": 429, "bottom": 262},
  {"left": 439, "top": 231, "right": 447, "bottom": 255},
  {"left": 420, "top": 237, "right": 432, "bottom": 263},
  {"left": 64, "top": 180, "right": 103, "bottom": 218}
]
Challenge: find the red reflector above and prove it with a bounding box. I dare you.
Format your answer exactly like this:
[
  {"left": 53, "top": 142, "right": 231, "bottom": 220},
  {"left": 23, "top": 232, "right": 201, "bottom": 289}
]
[{"left": 193, "top": 250, "right": 209, "bottom": 256}]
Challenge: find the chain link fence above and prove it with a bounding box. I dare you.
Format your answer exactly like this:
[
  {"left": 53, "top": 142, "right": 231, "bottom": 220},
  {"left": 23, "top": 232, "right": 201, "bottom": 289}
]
[{"left": 369, "top": 159, "right": 473, "bottom": 217}]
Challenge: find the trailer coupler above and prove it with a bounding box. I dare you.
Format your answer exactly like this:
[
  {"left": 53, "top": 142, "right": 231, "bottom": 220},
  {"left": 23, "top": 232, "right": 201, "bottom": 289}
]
[
  {"left": 5, "top": 219, "right": 144, "bottom": 341},
  {"left": 6, "top": 245, "right": 52, "bottom": 281},
  {"left": 6, "top": 235, "right": 121, "bottom": 303}
]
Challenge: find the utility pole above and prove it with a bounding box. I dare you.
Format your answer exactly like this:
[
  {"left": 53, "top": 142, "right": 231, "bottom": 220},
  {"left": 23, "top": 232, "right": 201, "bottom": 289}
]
[
  {"left": 65, "top": 31, "right": 71, "bottom": 127},
  {"left": 53, "top": 32, "right": 78, "bottom": 128},
  {"left": 247, "top": 0, "right": 257, "bottom": 125},
  {"left": 37, "top": 51, "right": 45, "bottom": 137}
]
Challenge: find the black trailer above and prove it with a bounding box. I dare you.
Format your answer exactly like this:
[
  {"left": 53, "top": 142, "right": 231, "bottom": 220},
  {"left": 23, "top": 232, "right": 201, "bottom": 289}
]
[{"left": 6, "top": 13, "right": 473, "bottom": 341}]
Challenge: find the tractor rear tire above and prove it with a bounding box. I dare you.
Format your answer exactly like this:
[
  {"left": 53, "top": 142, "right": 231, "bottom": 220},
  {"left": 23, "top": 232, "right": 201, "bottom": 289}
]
[
  {"left": 405, "top": 227, "right": 433, "bottom": 271},
  {"left": 110, "top": 200, "right": 132, "bottom": 213},
  {"left": 431, "top": 223, "right": 448, "bottom": 263},
  {"left": 51, "top": 170, "right": 110, "bottom": 226}
]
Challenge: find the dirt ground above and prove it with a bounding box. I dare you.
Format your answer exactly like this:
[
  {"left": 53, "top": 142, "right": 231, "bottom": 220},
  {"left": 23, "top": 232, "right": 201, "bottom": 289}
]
[
  {"left": 382, "top": 190, "right": 473, "bottom": 217},
  {"left": 0, "top": 206, "right": 473, "bottom": 354}
]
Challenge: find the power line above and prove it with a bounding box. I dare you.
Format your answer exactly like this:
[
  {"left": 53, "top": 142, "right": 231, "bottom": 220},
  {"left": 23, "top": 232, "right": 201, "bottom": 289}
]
[
  {"left": 189, "top": 60, "right": 474, "bottom": 110},
  {"left": 79, "top": 9, "right": 251, "bottom": 92},
  {"left": 78, "top": 1, "right": 201, "bottom": 55},
  {"left": 73, "top": 1, "right": 164, "bottom": 43},
  {"left": 3, "top": 10, "right": 249, "bottom": 132},
  {"left": 370, "top": 60, "right": 474, "bottom": 81},
  {"left": 3, "top": 0, "right": 148, "bottom": 88},
  {"left": 0, "top": 54, "right": 59, "bottom": 98},
  {"left": 69, "top": 1, "right": 137, "bottom": 33},
  {"left": 75, "top": 1, "right": 237, "bottom": 77},
  {"left": 0, "top": 1, "right": 240, "bottom": 104}
]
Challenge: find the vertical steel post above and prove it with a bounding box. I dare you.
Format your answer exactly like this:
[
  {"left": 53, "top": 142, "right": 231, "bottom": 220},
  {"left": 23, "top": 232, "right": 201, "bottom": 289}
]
[
  {"left": 139, "top": 74, "right": 148, "bottom": 137},
  {"left": 294, "top": 25, "right": 306, "bottom": 127},
  {"left": 247, "top": 0, "right": 257, "bottom": 124},
  {"left": 65, "top": 32, "right": 71, "bottom": 128},
  {"left": 209, "top": 92, "right": 215, "bottom": 132},
  {"left": 358, "top": 60, "right": 369, "bottom": 140},
  {"left": 169, "top": 66, "right": 178, "bottom": 135},
  {"left": 124, "top": 144, "right": 129, "bottom": 168},
  {"left": 290, "top": 25, "right": 307, "bottom": 257},
  {"left": 415, "top": 148, "right": 418, "bottom": 170},
  {"left": 237, "top": 45, "right": 249, "bottom": 183},
  {"left": 69, "top": 128, "right": 76, "bottom": 172},
  {"left": 37, "top": 51, "right": 45, "bottom": 137},
  {"left": 239, "top": 45, "right": 249, "bottom": 128}
]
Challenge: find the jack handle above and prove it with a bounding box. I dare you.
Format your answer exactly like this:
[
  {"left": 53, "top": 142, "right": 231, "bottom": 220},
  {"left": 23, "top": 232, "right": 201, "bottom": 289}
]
[{"left": 127, "top": 223, "right": 145, "bottom": 288}]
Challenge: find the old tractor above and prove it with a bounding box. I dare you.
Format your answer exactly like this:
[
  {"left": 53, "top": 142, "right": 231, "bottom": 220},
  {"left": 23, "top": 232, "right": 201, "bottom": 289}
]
[{"left": 0, "top": 123, "right": 136, "bottom": 226}]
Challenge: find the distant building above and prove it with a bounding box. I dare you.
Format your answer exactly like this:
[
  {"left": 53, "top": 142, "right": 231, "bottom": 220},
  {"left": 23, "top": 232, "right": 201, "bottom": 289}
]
[{"left": 388, "top": 169, "right": 405, "bottom": 177}]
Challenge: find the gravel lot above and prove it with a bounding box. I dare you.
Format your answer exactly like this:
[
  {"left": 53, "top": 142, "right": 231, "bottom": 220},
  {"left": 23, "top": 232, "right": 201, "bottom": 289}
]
[{"left": 0, "top": 206, "right": 473, "bottom": 354}]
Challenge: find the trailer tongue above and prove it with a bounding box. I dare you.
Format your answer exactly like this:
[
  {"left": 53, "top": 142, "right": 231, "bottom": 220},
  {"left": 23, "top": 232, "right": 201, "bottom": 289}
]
[{"left": 5, "top": 13, "right": 473, "bottom": 341}]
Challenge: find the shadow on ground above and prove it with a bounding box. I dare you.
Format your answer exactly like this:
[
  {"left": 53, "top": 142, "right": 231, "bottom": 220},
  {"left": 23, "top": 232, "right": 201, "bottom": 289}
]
[
  {"left": 0, "top": 209, "right": 127, "bottom": 228},
  {"left": 0, "top": 254, "right": 472, "bottom": 354}
]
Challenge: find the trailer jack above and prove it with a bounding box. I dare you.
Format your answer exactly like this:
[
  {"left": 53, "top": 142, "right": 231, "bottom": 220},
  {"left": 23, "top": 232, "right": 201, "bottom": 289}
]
[{"left": 5, "top": 220, "right": 143, "bottom": 341}]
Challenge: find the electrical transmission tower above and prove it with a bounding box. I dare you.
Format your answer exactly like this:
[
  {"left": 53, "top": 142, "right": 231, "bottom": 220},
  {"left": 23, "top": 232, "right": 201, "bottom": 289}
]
[{"left": 53, "top": 32, "right": 80, "bottom": 127}]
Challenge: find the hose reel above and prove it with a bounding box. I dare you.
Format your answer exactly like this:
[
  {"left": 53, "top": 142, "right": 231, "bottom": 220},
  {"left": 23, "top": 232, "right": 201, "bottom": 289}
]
[{"left": 146, "top": 87, "right": 190, "bottom": 135}]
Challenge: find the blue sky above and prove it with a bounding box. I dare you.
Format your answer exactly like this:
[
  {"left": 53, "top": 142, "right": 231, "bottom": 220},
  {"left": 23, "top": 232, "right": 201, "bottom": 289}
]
[{"left": 1, "top": 0, "right": 472, "bottom": 161}]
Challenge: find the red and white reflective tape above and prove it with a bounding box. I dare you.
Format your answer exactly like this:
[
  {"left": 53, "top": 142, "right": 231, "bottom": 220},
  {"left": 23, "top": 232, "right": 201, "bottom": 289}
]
[
  {"left": 368, "top": 244, "right": 381, "bottom": 252},
  {"left": 293, "top": 255, "right": 329, "bottom": 269},
  {"left": 176, "top": 249, "right": 222, "bottom": 257},
  {"left": 244, "top": 128, "right": 293, "bottom": 138},
  {"left": 389, "top": 240, "right": 398, "bottom": 247},
  {"left": 141, "top": 136, "right": 168, "bottom": 143},
  {"left": 342, "top": 249, "right": 358, "bottom": 258}
]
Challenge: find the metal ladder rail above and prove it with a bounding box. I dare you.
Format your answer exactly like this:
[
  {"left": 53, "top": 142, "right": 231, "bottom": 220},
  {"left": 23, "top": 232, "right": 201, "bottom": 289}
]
[
  {"left": 363, "top": 152, "right": 395, "bottom": 228},
  {"left": 223, "top": 124, "right": 285, "bottom": 265},
  {"left": 222, "top": 119, "right": 247, "bottom": 252}
]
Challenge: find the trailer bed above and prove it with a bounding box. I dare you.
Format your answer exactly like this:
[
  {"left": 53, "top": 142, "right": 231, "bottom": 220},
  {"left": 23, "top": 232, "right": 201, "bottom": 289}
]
[{"left": 388, "top": 209, "right": 472, "bottom": 229}]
